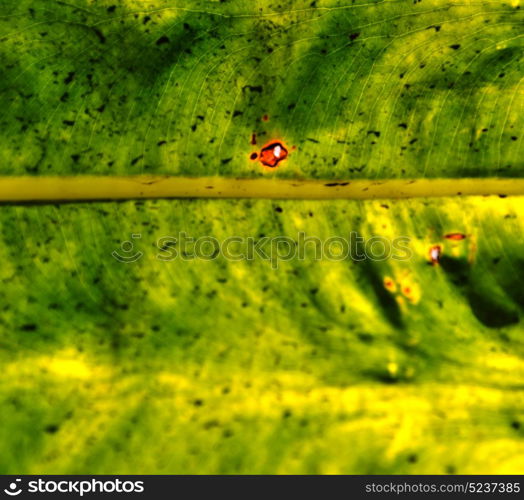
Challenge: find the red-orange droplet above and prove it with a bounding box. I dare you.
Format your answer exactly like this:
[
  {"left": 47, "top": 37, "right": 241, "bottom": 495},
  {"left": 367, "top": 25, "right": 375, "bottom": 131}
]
[
  {"left": 429, "top": 245, "right": 441, "bottom": 265},
  {"left": 445, "top": 233, "right": 466, "bottom": 241},
  {"left": 259, "top": 142, "right": 288, "bottom": 168},
  {"left": 262, "top": 114, "right": 269, "bottom": 122}
]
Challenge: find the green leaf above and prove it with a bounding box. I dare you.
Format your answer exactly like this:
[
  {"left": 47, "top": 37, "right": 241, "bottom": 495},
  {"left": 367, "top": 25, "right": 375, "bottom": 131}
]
[
  {"left": 0, "top": 196, "right": 523, "bottom": 473},
  {"left": 1, "top": 0, "right": 522, "bottom": 178},
  {"left": 0, "top": 0, "right": 523, "bottom": 475}
]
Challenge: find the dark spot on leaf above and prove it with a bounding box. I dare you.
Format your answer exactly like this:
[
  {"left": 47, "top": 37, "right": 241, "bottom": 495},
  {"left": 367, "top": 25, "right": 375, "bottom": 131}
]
[
  {"left": 242, "top": 85, "right": 263, "bottom": 93},
  {"left": 64, "top": 72, "right": 75, "bottom": 85},
  {"left": 358, "top": 333, "right": 374, "bottom": 343},
  {"left": 21, "top": 324, "right": 37, "bottom": 331},
  {"left": 93, "top": 28, "right": 106, "bottom": 44},
  {"left": 156, "top": 36, "right": 170, "bottom": 46}
]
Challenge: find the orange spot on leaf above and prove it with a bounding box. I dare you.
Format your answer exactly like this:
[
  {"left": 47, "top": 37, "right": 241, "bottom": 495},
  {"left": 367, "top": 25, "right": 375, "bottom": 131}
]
[
  {"left": 445, "top": 233, "right": 467, "bottom": 241},
  {"left": 259, "top": 141, "right": 288, "bottom": 168},
  {"left": 383, "top": 277, "right": 396, "bottom": 292}
]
